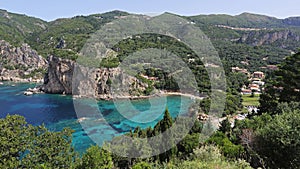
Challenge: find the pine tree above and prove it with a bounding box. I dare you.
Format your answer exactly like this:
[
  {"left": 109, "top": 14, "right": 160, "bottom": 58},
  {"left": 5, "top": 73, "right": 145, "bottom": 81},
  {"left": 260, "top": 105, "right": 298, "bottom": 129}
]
[
  {"left": 219, "top": 118, "right": 231, "bottom": 135},
  {"left": 159, "top": 107, "right": 173, "bottom": 133},
  {"left": 259, "top": 52, "right": 300, "bottom": 114}
]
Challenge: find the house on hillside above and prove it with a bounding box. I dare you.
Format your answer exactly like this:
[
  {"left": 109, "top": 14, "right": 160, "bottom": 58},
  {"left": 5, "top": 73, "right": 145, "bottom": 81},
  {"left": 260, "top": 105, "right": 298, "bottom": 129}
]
[
  {"left": 241, "top": 88, "right": 252, "bottom": 95},
  {"left": 252, "top": 81, "right": 265, "bottom": 86},
  {"left": 252, "top": 71, "right": 265, "bottom": 79},
  {"left": 249, "top": 83, "right": 260, "bottom": 92},
  {"left": 231, "top": 67, "right": 250, "bottom": 77},
  {"left": 267, "top": 65, "right": 278, "bottom": 70}
]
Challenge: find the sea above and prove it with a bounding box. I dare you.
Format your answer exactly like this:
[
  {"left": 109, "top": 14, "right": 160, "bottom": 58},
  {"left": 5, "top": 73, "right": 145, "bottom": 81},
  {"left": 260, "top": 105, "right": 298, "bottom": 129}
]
[{"left": 0, "top": 82, "right": 194, "bottom": 153}]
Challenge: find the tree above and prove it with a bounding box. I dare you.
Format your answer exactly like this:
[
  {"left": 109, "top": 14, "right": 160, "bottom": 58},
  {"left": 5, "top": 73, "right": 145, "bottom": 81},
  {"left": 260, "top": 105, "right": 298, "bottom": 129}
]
[
  {"left": 78, "top": 146, "right": 113, "bottom": 169},
  {"left": 177, "top": 133, "right": 200, "bottom": 157},
  {"left": 255, "top": 110, "right": 300, "bottom": 168},
  {"left": 219, "top": 118, "right": 232, "bottom": 135},
  {"left": 260, "top": 52, "right": 300, "bottom": 114},
  {"left": 132, "top": 161, "right": 152, "bottom": 169},
  {"left": 156, "top": 108, "right": 176, "bottom": 162},
  {"left": 159, "top": 107, "right": 173, "bottom": 133},
  {"left": 276, "top": 52, "right": 300, "bottom": 102},
  {"left": 206, "top": 132, "right": 244, "bottom": 159},
  {"left": 0, "top": 115, "right": 77, "bottom": 168}
]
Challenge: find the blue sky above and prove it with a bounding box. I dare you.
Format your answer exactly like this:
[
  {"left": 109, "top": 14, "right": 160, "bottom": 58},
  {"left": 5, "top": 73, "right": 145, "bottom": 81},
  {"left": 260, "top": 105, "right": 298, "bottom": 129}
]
[{"left": 1, "top": 0, "right": 299, "bottom": 21}]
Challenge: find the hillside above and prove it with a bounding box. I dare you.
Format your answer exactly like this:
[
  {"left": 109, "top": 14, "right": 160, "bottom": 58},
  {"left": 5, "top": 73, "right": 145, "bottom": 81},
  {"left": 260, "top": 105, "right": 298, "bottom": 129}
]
[
  {"left": 27, "top": 10, "right": 129, "bottom": 57},
  {"left": 189, "top": 12, "right": 300, "bottom": 28},
  {"left": 0, "top": 9, "right": 48, "bottom": 46},
  {"left": 0, "top": 10, "right": 299, "bottom": 77}
]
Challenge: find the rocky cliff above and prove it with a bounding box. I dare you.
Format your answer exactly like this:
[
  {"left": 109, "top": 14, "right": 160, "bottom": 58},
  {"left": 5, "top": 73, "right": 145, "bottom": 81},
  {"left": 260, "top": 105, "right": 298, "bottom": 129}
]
[
  {"left": 41, "top": 55, "right": 74, "bottom": 94},
  {"left": 41, "top": 55, "right": 148, "bottom": 99},
  {"left": 0, "top": 40, "right": 47, "bottom": 82},
  {"left": 237, "top": 30, "right": 300, "bottom": 49}
]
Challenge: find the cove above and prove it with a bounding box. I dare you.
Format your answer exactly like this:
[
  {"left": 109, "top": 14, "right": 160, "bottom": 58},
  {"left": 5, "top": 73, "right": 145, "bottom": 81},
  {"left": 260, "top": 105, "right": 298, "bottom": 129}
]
[{"left": 0, "top": 82, "right": 194, "bottom": 153}]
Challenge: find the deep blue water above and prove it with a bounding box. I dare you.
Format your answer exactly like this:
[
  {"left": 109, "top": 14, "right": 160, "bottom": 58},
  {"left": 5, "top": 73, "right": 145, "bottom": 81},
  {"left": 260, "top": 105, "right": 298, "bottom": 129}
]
[{"left": 0, "top": 82, "right": 193, "bottom": 153}]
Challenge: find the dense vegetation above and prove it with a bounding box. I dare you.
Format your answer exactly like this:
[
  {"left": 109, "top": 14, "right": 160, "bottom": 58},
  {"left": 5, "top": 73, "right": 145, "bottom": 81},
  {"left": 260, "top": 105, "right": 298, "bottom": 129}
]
[
  {"left": 0, "top": 9, "right": 300, "bottom": 169},
  {"left": 0, "top": 9, "right": 47, "bottom": 46},
  {"left": 259, "top": 52, "right": 300, "bottom": 114},
  {"left": 1, "top": 52, "right": 299, "bottom": 168},
  {"left": 1, "top": 9, "right": 298, "bottom": 72},
  {"left": 0, "top": 111, "right": 252, "bottom": 169}
]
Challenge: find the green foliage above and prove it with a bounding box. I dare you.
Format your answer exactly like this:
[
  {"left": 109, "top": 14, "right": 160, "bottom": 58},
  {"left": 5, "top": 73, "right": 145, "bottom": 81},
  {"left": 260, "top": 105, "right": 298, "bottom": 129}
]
[
  {"left": 28, "top": 11, "right": 129, "bottom": 57},
  {"left": 219, "top": 118, "right": 232, "bottom": 135},
  {"left": 78, "top": 146, "right": 113, "bottom": 169},
  {"left": 113, "top": 33, "right": 210, "bottom": 93},
  {"left": 189, "top": 12, "right": 284, "bottom": 28},
  {"left": 276, "top": 52, "right": 300, "bottom": 102},
  {"left": 206, "top": 132, "right": 244, "bottom": 159},
  {"left": 162, "top": 145, "right": 252, "bottom": 169},
  {"left": 0, "top": 9, "right": 48, "bottom": 46},
  {"left": 0, "top": 115, "right": 77, "bottom": 168},
  {"left": 99, "top": 57, "right": 120, "bottom": 68},
  {"left": 255, "top": 110, "right": 300, "bottom": 168},
  {"left": 276, "top": 101, "right": 300, "bottom": 114},
  {"left": 200, "top": 92, "right": 242, "bottom": 117},
  {"left": 177, "top": 133, "right": 200, "bottom": 157},
  {"left": 213, "top": 40, "right": 289, "bottom": 73},
  {"left": 225, "top": 93, "right": 242, "bottom": 115},
  {"left": 51, "top": 48, "right": 79, "bottom": 60},
  {"left": 132, "top": 161, "right": 152, "bottom": 169},
  {"left": 227, "top": 72, "right": 249, "bottom": 92},
  {"left": 2, "top": 9, "right": 300, "bottom": 169},
  {"left": 158, "top": 108, "right": 173, "bottom": 133},
  {"left": 193, "top": 145, "right": 222, "bottom": 162},
  {"left": 260, "top": 52, "right": 300, "bottom": 114},
  {"left": 242, "top": 94, "right": 260, "bottom": 107}
]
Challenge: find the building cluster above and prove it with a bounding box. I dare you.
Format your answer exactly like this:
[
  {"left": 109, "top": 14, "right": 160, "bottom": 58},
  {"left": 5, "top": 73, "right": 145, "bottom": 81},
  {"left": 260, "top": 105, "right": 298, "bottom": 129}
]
[{"left": 232, "top": 67, "right": 266, "bottom": 95}]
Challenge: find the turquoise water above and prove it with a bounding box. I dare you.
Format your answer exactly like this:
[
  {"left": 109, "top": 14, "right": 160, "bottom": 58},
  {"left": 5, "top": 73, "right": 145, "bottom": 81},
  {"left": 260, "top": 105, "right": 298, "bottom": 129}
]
[{"left": 0, "top": 82, "right": 194, "bottom": 153}]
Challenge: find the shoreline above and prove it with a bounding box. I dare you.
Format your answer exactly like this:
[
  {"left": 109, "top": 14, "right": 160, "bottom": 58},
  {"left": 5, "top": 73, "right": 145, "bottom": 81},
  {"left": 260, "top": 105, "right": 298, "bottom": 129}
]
[
  {"left": 1, "top": 82, "right": 205, "bottom": 101},
  {"left": 0, "top": 77, "right": 44, "bottom": 83},
  {"left": 75, "top": 91, "right": 206, "bottom": 101},
  {"left": 161, "top": 92, "right": 205, "bottom": 100}
]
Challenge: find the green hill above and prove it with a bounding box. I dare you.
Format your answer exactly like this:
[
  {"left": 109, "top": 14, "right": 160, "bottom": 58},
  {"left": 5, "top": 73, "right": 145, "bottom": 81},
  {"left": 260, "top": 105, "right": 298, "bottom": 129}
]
[
  {"left": 0, "top": 9, "right": 48, "bottom": 46},
  {"left": 27, "top": 10, "right": 129, "bottom": 56},
  {"left": 0, "top": 9, "right": 299, "bottom": 73},
  {"left": 189, "top": 12, "right": 300, "bottom": 28}
]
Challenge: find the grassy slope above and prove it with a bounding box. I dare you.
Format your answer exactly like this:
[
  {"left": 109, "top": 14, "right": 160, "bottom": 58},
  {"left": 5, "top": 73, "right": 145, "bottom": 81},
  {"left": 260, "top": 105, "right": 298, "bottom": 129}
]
[{"left": 242, "top": 94, "right": 260, "bottom": 106}]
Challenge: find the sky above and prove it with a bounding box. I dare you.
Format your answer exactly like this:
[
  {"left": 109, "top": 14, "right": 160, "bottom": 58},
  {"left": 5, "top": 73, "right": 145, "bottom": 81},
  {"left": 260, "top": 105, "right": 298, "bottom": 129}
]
[{"left": 1, "top": 0, "right": 299, "bottom": 21}]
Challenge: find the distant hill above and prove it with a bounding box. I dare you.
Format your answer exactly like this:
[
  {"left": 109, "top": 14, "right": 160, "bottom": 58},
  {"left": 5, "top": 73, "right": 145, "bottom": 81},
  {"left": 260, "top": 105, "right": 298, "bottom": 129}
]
[
  {"left": 27, "top": 10, "right": 129, "bottom": 56},
  {"left": 0, "top": 9, "right": 48, "bottom": 46},
  {"left": 0, "top": 9, "right": 299, "bottom": 73},
  {"left": 189, "top": 12, "right": 300, "bottom": 28}
]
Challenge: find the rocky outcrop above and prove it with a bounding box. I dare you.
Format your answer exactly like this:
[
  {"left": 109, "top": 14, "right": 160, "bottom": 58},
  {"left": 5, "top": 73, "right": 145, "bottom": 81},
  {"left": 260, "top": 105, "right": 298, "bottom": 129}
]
[
  {"left": 0, "top": 40, "right": 47, "bottom": 82},
  {"left": 283, "top": 17, "right": 300, "bottom": 27},
  {"left": 237, "top": 30, "right": 300, "bottom": 49},
  {"left": 41, "top": 55, "right": 148, "bottom": 99},
  {"left": 41, "top": 55, "right": 74, "bottom": 94}
]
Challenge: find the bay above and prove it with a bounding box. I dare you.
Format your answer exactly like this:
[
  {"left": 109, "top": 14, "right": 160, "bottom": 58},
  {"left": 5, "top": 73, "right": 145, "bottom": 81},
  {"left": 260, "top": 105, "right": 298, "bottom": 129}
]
[{"left": 0, "top": 82, "right": 193, "bottom": 153}]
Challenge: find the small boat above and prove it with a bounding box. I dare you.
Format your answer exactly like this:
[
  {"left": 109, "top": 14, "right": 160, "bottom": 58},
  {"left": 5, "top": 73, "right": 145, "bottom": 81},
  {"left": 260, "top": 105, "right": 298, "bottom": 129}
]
[
  {"left": 77, "top": 117, "right": 89, "bottom": 122},
  {"left": 0, "top": 82, "right": 3, "bottom": 85},
  {"left": 24, "top": 91, "right": 33, "bottom": 96}
]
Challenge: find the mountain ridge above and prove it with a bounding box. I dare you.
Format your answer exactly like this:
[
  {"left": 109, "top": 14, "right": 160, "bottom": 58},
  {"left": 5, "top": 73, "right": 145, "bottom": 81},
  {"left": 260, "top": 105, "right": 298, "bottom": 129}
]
[{"left": 0, "top": 9, "right": 299, "bottom": 79}]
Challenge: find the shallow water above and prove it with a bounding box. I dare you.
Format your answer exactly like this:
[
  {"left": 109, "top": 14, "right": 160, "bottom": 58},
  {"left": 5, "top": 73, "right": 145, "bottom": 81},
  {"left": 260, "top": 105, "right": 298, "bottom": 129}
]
[{"left": 0, "top": 82, "right": 193, "bottom": 153}]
